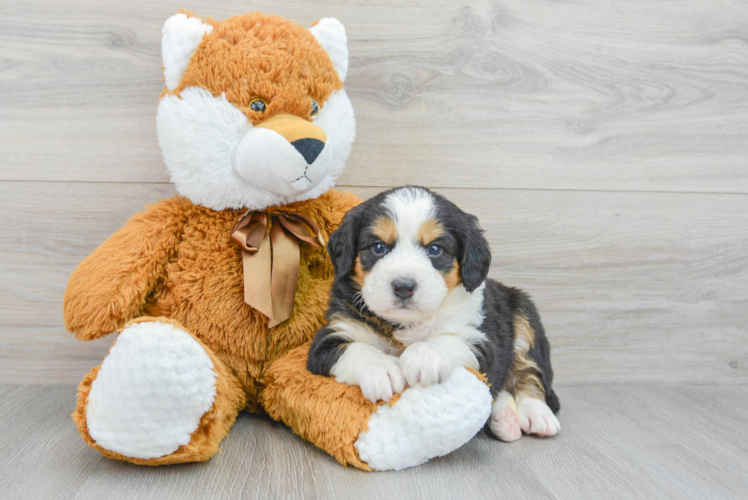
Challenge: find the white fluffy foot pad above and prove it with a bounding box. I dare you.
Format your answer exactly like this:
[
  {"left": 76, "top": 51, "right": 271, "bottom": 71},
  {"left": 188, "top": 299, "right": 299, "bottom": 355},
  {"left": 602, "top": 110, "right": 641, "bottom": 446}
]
[
  {"left": 354, "top": 367, "right": 492, "bottom": 471},
  {"left": 489, "top": 391, "right": 522, "bottom": 442},
  {"left": 516, "top": 396, "right": 560, "bottom": 437},
  {"left": 86, "top": 321, "right": 218, "bottom": 459}
]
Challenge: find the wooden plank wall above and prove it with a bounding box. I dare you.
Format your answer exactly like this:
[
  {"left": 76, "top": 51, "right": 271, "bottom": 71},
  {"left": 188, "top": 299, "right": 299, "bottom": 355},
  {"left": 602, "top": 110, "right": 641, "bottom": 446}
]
[{"left": 1, "top": 0, "right": 747, "bottom": 385}]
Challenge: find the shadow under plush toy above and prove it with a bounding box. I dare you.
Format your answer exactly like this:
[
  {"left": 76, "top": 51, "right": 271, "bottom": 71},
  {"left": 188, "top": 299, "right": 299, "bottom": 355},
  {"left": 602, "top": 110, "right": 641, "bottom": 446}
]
[{"left": 63, "top": 11, "right": 492, "bottom": 471}]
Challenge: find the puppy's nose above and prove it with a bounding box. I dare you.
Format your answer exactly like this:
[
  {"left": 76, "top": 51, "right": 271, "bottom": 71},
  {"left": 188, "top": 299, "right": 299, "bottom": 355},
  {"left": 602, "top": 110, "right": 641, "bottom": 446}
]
[
  {"left": 291, "top": 138, "right": 325, "bottom": 164},
  {"left": 392, "top": 279, "right": 417, "bottom": 300}
]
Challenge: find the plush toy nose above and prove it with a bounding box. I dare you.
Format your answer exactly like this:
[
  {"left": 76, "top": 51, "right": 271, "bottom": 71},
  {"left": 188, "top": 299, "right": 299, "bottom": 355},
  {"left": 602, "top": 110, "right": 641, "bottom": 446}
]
[
  {"left": 392, "top": 279, "right": 417, "bottom": 300},
  {"left": 255, "top": 114, "right": 327, "bottom": 164},
  {"left": 291, "top": 138, "right": 325, "bottom": 164}
]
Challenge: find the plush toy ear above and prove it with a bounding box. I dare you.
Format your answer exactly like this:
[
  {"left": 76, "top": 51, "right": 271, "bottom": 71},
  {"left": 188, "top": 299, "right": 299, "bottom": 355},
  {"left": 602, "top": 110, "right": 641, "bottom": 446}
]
[
  {"left": 457, "top": 214, "right": 492, "bottom": 292},
  {"left": 162, "top": 13, "right": 213, "bottom": 91},
  {"left": 309, "top": 18, "right": 349, "bottom": 82}
]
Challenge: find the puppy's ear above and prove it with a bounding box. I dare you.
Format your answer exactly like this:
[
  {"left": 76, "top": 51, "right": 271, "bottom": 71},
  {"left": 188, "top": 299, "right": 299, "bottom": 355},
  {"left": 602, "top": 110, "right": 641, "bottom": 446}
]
[
  {"left": 458, "top": 213, "right": 492, "bottom": 292},
  {"left": 327, "top": 206, "right": 361, "bottom": 280}
]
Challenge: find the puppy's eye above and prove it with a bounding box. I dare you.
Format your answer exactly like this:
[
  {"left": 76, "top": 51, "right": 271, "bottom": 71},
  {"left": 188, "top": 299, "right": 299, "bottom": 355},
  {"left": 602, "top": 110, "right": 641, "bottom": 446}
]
[
  {"left": 310, "top": 99, "right": 320, "bottom": 118},
  {"left": 427, "top": 244, "right": 442, "bottom": 257},
  {"left": 249, "top": 99, "right": 267, "bottom": 113},
  {"left": 371, "top": 242, "right": 388, "bottom": 256}
]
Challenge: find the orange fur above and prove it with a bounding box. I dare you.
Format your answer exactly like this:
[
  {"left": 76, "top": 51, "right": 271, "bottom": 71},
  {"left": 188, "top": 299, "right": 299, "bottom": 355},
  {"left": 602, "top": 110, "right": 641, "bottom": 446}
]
[
  {"left": 65, "top": 190, "right": 361, "bottom": 464},
  {"left": 163, "top": 13, "right": 343, "bottom": 125},
  {"left": 65, "top": 190, "right": 359, "bottom": 405},
  {"left": 262, "top": 341, "right": 376, "bottom": 470}
]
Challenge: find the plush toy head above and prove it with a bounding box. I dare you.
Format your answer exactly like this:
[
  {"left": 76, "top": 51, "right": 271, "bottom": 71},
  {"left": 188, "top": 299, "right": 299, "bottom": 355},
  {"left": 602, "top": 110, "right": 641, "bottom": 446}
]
[{"left": 156, "top": 12, "right": 355, "bottom": 211}]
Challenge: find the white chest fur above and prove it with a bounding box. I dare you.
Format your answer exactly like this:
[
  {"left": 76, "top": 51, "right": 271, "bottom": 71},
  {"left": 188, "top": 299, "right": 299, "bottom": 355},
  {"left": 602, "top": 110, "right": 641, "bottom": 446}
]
[{"left": 393, "top": 283, "right": 487, "bottom": 347}]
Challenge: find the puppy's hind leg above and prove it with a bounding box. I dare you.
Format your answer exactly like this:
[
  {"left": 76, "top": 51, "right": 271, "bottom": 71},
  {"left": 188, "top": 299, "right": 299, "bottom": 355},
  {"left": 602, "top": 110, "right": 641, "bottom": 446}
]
[
  {"left": 489, "top": 390, "right": 522, "bottom": 442},
  {"left": 507, "top": 311, "right": 560, "bottom": 438}
]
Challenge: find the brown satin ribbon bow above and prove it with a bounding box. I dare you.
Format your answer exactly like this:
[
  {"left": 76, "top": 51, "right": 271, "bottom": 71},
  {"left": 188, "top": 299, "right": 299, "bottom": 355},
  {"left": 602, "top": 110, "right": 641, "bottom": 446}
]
[{"left": 231, "top": 211, "right": 325, "bottom": 328}]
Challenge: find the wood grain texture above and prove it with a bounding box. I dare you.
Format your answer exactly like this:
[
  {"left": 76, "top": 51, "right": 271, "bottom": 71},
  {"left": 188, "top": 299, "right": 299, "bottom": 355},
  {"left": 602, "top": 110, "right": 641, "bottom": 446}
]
[
  {"left": 1, "top": 384, "right": 746, "bottom": 499},
  {"left": 1, "top": 181, "right": 746, "bottom": 385},
  {"left": 1, "top": 0, "right": 747, "bottom": 192}
]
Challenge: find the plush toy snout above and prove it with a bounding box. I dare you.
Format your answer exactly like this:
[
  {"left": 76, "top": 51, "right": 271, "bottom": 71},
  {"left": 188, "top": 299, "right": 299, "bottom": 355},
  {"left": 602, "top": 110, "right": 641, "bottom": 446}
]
[{"left": 234, "top": 114, "right": 333, "bottom": 196}]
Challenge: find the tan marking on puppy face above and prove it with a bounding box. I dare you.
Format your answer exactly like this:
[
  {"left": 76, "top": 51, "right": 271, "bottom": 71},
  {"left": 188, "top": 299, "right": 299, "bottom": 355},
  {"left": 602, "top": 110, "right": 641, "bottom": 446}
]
[
  {"left": 443, "top": 263, "right": 462, "bottom": 291},
  {"left": 352, "top": 256, "right": 366, "bottom": 287},
  {"left": 372, "top": 216, "right": 397, "bottom": 244},
  {"left": 418, "top": 219, "right": 444, "bottom": 246},
  {"left": 505, "top": 314, "right": 545, "bottom": 400}
]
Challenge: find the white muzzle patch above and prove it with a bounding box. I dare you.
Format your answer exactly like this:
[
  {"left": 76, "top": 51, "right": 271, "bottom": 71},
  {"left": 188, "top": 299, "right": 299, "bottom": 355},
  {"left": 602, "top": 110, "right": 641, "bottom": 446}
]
[
  {"left": 234, "top": 127, "right": 333, "bottom": 197},
  {"left": 156, "top": 87, "right": 355, "bottom": 211},
  {"left": 362, "top": 246, "right": 449, "bottom": 324}
]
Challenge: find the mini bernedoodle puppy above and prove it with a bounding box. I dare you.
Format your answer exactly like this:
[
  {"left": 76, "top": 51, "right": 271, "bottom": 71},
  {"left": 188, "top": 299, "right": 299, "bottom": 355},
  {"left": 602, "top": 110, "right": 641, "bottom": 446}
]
[{"left": 308, "top": 186, "right": 560, "bottom": 441}]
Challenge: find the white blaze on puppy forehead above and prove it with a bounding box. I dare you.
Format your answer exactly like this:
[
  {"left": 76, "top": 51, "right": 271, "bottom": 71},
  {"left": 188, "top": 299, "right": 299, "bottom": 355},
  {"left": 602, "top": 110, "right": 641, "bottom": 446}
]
[
  {"left": 360, "top": 187, "right": 450, "bottom": 324},
  {"left": 383, "top": 187, "right": 437, "bottom": 241}
]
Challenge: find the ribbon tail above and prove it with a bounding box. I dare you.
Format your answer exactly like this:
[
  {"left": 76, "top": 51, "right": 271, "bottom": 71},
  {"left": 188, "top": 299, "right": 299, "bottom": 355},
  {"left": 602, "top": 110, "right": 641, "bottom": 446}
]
[
  {"left": 241, "top": 230, "right": 274, "bottom": 321},
  {"left": 268, "top": 222, "right": 300, "bottom": 328}
]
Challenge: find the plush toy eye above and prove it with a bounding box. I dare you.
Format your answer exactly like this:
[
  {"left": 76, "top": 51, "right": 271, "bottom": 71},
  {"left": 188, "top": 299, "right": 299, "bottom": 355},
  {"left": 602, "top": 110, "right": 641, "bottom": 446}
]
[
  {"left": 371, "top": 242, "right": 388, "bottom": 256},
  {"left": 249, "top": 99, "right": 267, "bottom": 113},
  {"left": 427, "top": 244, "right": 442, "bottom": 257},
  {"left": 310, "top": 99, "right": 320, "bottom": 118}
]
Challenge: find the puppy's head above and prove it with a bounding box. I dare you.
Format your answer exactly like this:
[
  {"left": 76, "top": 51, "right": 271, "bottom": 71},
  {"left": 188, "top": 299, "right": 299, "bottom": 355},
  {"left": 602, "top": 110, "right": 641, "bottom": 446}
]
[{"left": 328, "top": 186, "right": 491, "bottom": 324}]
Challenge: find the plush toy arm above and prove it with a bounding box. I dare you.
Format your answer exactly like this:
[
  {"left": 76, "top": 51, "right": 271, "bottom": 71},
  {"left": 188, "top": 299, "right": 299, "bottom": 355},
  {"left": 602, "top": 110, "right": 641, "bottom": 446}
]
[
  {"left": 262, "top": 341, "right": 493, "bottom": 471},
  {"left": 63, "top": 198, "right": 187, "bottom": 341}
]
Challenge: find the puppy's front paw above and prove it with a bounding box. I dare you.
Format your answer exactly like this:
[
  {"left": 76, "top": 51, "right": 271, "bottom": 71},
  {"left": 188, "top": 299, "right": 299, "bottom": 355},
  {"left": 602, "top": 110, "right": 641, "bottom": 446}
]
[
  {"left": 400, "top": 341, "right": 456, "bottom": 387},
  {"left": 359, "top": 359, "right": 405, "bottom": 403}
]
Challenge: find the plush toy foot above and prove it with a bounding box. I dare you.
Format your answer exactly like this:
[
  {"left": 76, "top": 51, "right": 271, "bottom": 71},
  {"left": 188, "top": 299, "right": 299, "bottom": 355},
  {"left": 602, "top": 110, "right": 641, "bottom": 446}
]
[
  {"left": 489, "top": 390, "right": 522, "bottom": 442},
  {"left": 354, "top": 367, "right": 492, "bottom": 470},
  {"left": 262, "top": 342, "right": 492, "bottom": 471},
  {"left": 73, "top": 317, "right": 245, "bottom": 465},
  {"left": 516, "top": 395, "right": 561, "bottom": 437}
]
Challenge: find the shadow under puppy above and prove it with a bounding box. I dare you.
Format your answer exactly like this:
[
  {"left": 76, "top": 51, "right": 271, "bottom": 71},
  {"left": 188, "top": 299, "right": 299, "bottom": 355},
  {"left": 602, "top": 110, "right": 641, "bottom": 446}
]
[{"left": 308, "top": 186, "right": 560, "bottom": 441}]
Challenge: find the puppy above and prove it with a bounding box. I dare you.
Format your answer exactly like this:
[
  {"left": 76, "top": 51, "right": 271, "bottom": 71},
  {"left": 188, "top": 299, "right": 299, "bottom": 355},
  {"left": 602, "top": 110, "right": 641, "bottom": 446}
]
[{"left": 308, "top": 186, "right": 560, "bottom": 441}]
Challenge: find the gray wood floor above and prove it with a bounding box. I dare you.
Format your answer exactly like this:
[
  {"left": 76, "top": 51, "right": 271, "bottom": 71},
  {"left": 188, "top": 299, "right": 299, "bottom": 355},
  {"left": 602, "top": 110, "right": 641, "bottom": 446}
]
[{"left": 2, "top": 384, "right": 746, "bottom": 500}]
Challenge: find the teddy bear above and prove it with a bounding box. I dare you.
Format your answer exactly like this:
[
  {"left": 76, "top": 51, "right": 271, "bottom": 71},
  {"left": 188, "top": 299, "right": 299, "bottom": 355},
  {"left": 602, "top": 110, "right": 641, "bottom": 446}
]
[{"left": 63, "top": 10, "right": 492, "bottom": 471}]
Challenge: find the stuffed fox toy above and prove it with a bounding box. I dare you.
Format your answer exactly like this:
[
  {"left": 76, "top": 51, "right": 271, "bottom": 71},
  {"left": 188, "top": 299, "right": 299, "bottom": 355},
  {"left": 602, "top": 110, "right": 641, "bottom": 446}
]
[{"left": 63, "top": 11, "right": 492, "bottom": 471}]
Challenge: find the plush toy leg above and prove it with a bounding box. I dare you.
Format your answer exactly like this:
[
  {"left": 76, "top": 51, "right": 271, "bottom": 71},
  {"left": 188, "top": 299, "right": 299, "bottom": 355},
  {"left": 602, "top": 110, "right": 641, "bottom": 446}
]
[
  {"left": 72, "top": 317, "right": 245, "bottom": 465},
  {"left": 261, "top": 341, "right": 493, "bottom": 471}
]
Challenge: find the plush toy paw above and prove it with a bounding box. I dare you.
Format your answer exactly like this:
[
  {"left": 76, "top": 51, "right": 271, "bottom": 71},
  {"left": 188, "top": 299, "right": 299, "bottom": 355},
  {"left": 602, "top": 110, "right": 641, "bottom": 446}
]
[
  {"left": 489, "top": 390, "right": 522, "bottom": 442},
  {"left": 85, "top": 321, "right": 218, "bottom": 459},
  {"left": 399, "top": 341, "right": 456, "bottom": 387},
  {"left": 516, "top": 395, "right": 561, "bottom": 437},
  {"left": 354, "top": 367, "right": 492, "bottom": 471}
]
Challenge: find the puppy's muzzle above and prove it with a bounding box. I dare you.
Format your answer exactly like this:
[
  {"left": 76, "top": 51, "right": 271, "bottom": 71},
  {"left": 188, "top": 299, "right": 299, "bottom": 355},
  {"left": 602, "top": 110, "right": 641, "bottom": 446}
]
[{"left": 392, "top": 278, "right": 417, "bottom": 301}]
